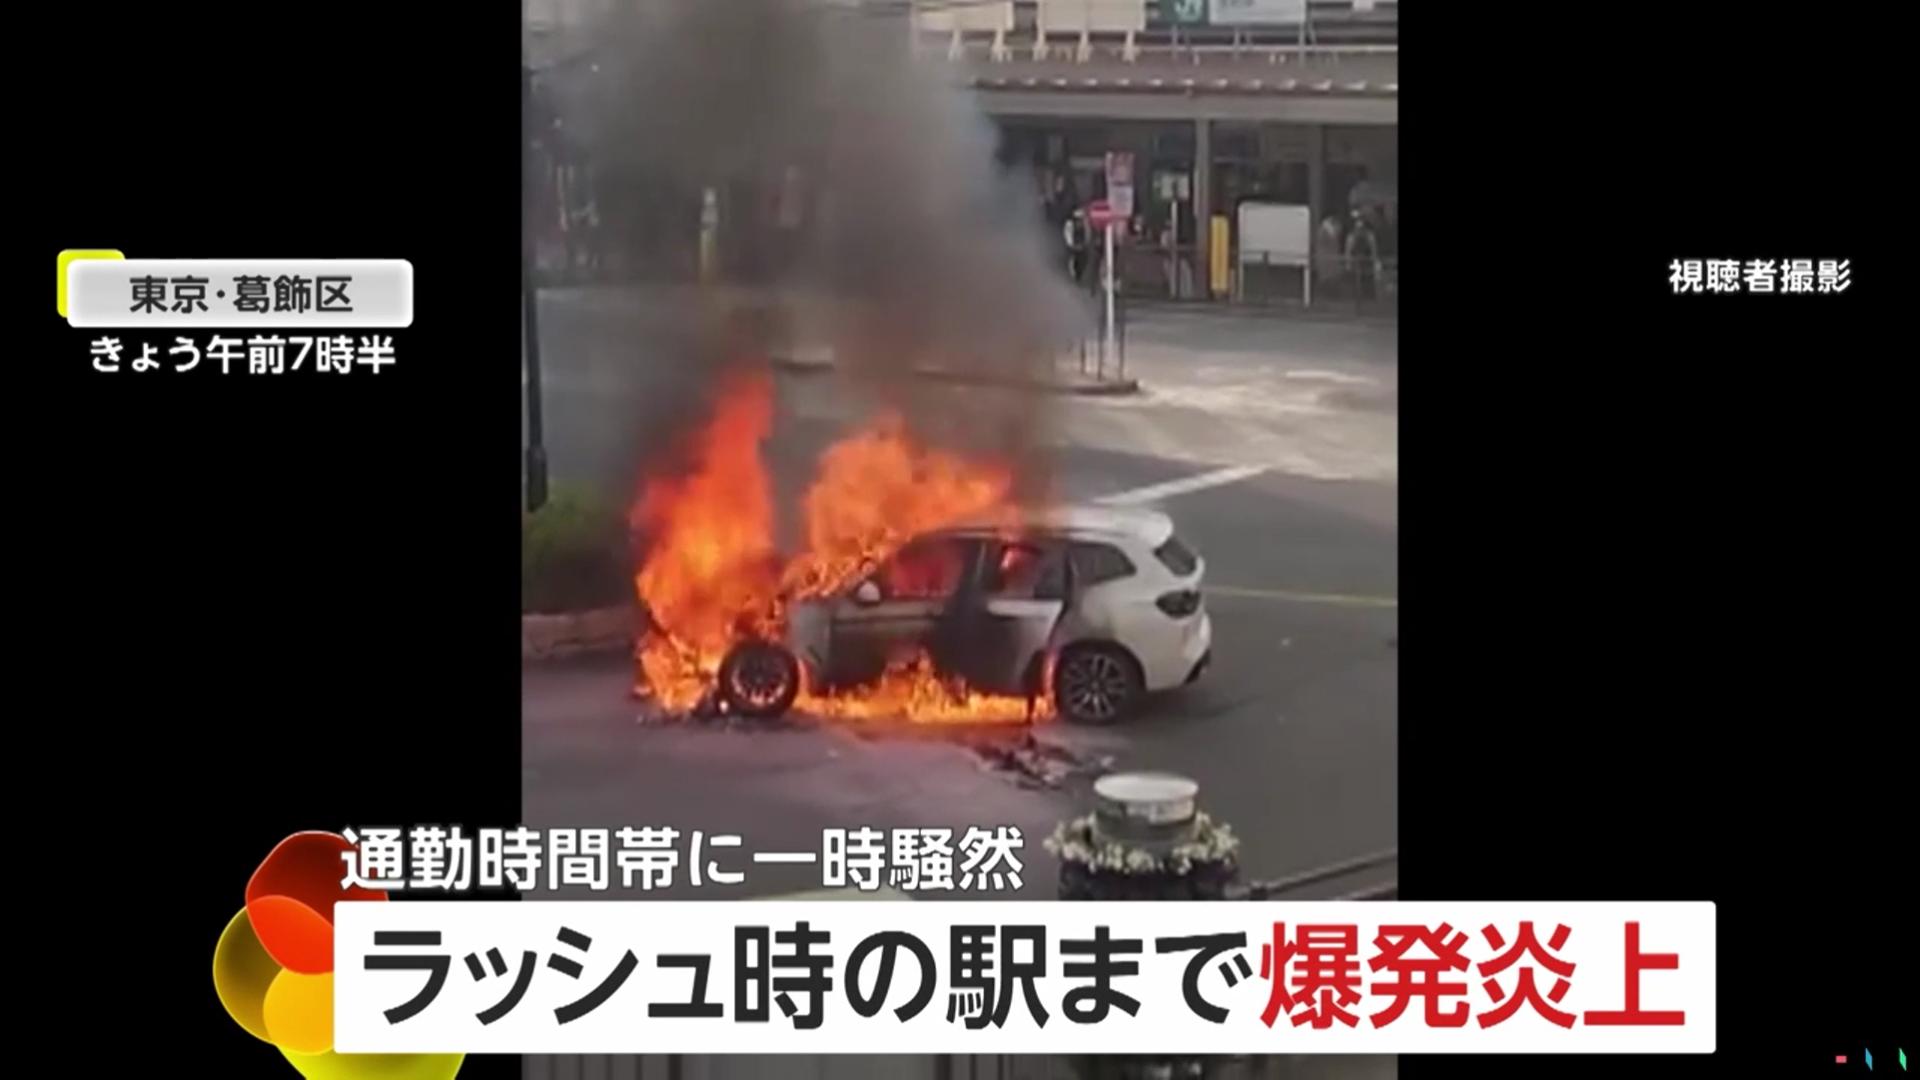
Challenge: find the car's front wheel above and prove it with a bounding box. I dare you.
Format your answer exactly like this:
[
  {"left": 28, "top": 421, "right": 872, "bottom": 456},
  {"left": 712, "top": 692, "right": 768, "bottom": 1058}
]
[
  {"left": 716, "top": 641, "right": 801, "bottom": 719},
  {"left": 1053, "top": 643, "right": 1143, "bottom": 725}
]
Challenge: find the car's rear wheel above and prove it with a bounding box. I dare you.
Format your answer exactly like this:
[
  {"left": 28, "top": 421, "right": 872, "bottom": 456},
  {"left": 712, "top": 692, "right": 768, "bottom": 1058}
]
[
  {"left": 1053, "top": 643, "right": 1143, "bottom": 725},
  {"left": 716, "top": 641, "right": 801, "bottom": 719}
]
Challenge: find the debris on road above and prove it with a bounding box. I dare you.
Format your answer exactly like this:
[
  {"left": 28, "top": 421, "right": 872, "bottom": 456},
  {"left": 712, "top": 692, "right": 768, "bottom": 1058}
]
[{"left": 968, "top": 732, "right": 1113, "bottom": 790}]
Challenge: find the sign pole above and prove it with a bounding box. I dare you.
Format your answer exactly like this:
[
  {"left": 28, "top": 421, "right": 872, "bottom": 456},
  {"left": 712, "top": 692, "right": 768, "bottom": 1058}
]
[
  {"left": 1169, "top": 197, "right": 1180, "bottom": 300},
  {"left": 1103, "top": 221, "right": 1117, "bottom": 375},
  {"left": 1101, "top": 150, "right": 1133, "bottom": 376},
  {"left": 521, "top": 61, "right": 549, "bottom": 513}
]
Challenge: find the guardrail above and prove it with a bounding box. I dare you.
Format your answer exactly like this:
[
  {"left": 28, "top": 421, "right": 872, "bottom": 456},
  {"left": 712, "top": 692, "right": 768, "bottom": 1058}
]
[{"left": 1231, "top": 847, "right": 1398, "bottom": 900}]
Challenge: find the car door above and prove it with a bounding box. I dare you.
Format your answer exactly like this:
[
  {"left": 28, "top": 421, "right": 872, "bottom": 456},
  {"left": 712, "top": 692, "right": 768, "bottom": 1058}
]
[
  {"left": 936, "top": 536, "right": 1070, "bottom": 698},
  {"left": 826, "top": 534, "right": 982, "bottom": 688}
]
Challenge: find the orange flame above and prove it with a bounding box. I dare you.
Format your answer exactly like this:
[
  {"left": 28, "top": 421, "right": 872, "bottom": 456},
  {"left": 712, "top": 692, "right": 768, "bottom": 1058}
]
[
  {"left": 799, "top": 650, "right": 1053, "bottom": 725},
  {"left": 782, "top": 415, "right": 1015, "bottom": 599},
  {"left": 630, "top": 370, "right": 782, "bottom": 711},
  {"left": 631, "top": 370, "right": 1043, "bottom": 723}
]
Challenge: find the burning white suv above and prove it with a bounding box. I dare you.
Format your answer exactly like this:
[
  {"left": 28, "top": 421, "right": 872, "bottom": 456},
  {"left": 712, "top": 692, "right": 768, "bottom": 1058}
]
[{"left": 715, "top": 504, "right": 1212, "bottom": 724}]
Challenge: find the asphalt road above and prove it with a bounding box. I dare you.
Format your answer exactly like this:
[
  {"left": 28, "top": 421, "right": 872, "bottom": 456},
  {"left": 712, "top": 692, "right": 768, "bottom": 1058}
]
[{"left": 523, "top": 288, "right": 1398, "bottom": 903}]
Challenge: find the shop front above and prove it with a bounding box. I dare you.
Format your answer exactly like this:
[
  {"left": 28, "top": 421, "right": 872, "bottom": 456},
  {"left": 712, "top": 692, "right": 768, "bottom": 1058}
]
[{"left": 996, "top": 115, "right": 1395, "bottom": 309}]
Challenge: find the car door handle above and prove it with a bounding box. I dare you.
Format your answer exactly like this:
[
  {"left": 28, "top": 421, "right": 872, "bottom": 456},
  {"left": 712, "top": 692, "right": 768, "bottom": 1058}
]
[
  {"left": 984, "top": 598, "right": 1064, "bottom": 618},
  {"left": 839, "top": 600, "right": 938, "bottom": 621}
]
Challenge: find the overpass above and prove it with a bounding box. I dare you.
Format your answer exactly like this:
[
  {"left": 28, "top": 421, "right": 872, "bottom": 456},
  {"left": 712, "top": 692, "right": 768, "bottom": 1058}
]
[
  {"left": 947, "top": 49, "right": 1397, "bottom": 126},
  {"left": 914, "top": 0, "right": 1397, "bottom": 125}
]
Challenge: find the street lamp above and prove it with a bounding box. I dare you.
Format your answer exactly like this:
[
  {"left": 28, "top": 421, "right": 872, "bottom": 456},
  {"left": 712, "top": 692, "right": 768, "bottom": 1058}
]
[{"left": 522, "top": 61, "right": 549, "bottom": 512}]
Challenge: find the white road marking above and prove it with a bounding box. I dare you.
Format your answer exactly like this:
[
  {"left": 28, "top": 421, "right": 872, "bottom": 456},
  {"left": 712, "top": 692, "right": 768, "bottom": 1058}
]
[
  {"left": 1205, "top": 584, "right": 1398, "bottom": 609},
  {"left": 1094, "top": 464, "right": 1267, "bottom": 506},
  {"left": 1283, "top": 369, "right": 1377, "bottom": 385}
]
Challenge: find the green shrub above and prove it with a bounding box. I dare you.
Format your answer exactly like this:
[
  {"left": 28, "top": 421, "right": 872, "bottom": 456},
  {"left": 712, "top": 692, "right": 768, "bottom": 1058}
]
[{"left": 522, "top": 484, "right": 631, "bottom": 614}]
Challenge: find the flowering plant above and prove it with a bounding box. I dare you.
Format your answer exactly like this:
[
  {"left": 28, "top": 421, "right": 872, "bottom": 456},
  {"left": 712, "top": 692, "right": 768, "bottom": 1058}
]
[{"left": 1043, "top": 811, "right": 1239, "bottom": 876}]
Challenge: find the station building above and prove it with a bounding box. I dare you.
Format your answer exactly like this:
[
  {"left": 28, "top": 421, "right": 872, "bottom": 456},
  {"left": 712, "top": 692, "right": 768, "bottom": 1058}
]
[{"left": 919, "top": 1, "right": 1398, "bottom": 306}]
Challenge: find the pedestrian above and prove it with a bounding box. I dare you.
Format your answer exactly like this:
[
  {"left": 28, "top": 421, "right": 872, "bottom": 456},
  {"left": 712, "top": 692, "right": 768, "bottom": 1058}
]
[
  {"left": 1375, "top": 202, "right": 1397, "bottom": 300},
  {"left": 1316, "top": 213, "right": 1345, "bottom": 297},
  {"left": 1344, "top": 207, "right": 1381, "bottom": 304},
  {"left": 575, "top": 193, "right": 602, "bottom": 278},
  {"left": 772, "top": 163, "right": 806, "bottom": 282},
  {"left": 1079, "top": 209, "right": 1108, "bottom": 297},
  {"left": 1063, "top": 206, "right": 1090, "bottom": 287},
  {"left": 1160, "top": 217, "right": 1181, "bottom": 296},
  {"left": 1046, "top": 172, "right": 1075, "bottom": 227}
]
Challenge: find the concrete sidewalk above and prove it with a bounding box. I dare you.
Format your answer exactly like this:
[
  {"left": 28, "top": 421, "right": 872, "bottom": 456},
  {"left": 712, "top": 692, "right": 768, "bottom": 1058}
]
[{"left": 542, "top": 283, "right": 1143, "bottom": 394}]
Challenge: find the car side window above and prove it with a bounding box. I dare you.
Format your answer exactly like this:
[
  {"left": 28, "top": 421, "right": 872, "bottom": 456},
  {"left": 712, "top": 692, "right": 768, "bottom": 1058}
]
[
  {"left": 985, "top": 540, "right": 1066, "bottom": 601},
  {"left": 1068, "top": 541, "right": 1136, "bottom": 586},
  {"left": 874, "top": 537, "right": 975, "bottom": 600}
]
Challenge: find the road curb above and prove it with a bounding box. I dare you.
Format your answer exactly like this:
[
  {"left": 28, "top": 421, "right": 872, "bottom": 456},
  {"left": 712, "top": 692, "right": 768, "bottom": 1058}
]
[
  {"left": 523, "top": 606, "right": 633, "bottom": 661},
  {"left": 769, "top": 354, "right": 1139, "bottom": 397},
  {"left": 1124, "top": 299, "right": 1398, "bottom": 327}
]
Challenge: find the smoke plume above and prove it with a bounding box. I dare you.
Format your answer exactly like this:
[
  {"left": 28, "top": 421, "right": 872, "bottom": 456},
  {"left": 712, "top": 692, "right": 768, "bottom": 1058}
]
[{"left": 558, "top": 0, "right": 1087, "bottom": 497}]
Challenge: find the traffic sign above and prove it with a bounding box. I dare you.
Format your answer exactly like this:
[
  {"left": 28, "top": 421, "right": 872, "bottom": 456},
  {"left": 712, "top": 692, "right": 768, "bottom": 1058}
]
[{"left": 1104, "top": 151, "right": 1135, "bottom": 219}]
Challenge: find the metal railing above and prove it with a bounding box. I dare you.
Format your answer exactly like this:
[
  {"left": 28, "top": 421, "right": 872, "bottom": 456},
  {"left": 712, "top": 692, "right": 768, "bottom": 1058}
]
[
  {"left": 1226, "top": 251, "right": 1395, "bottom": 311},
  {"left": 1231, "top": 847, "right": 1397, "bottom": 900},
  {"left": 1066, "top": 307, "right": 1128, "bottom": 383},
  {"left": 919, "top": 39, "right": 1397, "bottom": 65}
]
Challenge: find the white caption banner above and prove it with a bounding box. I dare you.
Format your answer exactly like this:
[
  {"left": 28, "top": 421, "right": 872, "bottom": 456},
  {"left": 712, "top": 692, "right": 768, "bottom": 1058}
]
[
  {"left": 65, "top": 259, "right": 413, "bottom": 328},
  {"left": 335, "top": 901, "right": 1715, "bottom": 1055}
]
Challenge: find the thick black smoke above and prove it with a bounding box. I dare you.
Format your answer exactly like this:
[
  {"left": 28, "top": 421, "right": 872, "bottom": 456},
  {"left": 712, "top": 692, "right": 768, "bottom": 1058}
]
[{"left": 558, "top": 0, "right": 1087, "bottom": 494}]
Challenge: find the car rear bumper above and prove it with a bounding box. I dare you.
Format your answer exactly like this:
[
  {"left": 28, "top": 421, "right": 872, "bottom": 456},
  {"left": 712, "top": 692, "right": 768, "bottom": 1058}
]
[
  {"left": 1171, "top": 610, "right": 1212, "bottom": 687},
  {"left": 1135, "top": 609, "right": 1212, "bottom": 692},
  {"left": 1184, "top": 649, "right": 1212, "bottom": 684}
]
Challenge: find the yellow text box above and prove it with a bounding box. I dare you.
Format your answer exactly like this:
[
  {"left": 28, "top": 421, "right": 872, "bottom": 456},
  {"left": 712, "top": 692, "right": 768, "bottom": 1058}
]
[{"left": 58, "top": 249, "right": 125, "bottom": 318}]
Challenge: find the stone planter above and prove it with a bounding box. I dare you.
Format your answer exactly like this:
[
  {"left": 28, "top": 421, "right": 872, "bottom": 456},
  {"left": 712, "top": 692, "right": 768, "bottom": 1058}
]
[
  {"left": 521, "top": 605, "right": 634, "bottom": 660},
  {"left": 1044, "top": 776, "right": 1245, "bottom": 1080}
]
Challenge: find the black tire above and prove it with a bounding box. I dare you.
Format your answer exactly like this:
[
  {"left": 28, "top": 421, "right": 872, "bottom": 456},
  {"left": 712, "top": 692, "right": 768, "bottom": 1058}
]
[
  {"left": 716, "top": 641, "right": 801, "bottom": 719},
  {"left": 1053, "top": 643, "right": 1144, "bottom": 725}
]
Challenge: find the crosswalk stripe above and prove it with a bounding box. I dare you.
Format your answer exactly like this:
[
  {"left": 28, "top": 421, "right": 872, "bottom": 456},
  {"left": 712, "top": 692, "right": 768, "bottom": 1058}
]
[
  {"left": 1205, "top": 584, "right": 1398, "bottom": 608},
  {"left": 1094, "top": 464, "right": 1267, "bottom": 505}
]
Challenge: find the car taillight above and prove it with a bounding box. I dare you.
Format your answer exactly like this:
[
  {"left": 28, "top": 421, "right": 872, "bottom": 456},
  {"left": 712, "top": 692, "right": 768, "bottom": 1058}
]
[
  {"left": 1154, "top": 536, "right": 1198, "bottom": 576},
  {"left": 1155, "top": 589, "right": 1201, "bottom": 617}
]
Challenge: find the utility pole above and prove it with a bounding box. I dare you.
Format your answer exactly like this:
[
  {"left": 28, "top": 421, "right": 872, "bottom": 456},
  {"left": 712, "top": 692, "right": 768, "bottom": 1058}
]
[{"left": 522, "top": 58, "right": 550, "bottom": 512}]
